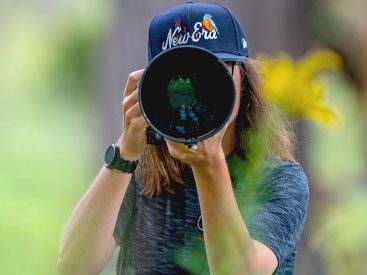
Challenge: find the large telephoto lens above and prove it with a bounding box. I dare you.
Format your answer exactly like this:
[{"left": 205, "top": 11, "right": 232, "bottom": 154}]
[{"left": 139, "top": 46, "right": 235, "bottom": 144}]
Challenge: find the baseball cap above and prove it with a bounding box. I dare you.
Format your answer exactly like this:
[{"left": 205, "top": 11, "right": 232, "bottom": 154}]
[{"left": 147, "top": 1, "right": 249, "bottom": 62}]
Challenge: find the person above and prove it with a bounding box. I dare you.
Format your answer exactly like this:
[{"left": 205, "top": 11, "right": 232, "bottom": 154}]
[{"left": 57, "top": 2, "right": 309, "bottom": 275}]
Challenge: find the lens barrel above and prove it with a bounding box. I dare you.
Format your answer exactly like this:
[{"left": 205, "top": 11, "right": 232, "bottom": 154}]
[{"left": 139, "top": 46, "right": 235, "bottom": 145}]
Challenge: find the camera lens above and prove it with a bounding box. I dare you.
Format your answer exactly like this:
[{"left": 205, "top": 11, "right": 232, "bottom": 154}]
[{"left": 139, "top": 46, "right": 235, "bottom": 143}]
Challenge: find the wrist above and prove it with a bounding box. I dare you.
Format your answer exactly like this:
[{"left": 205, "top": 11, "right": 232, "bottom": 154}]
[
  {"left": 117, "top": 141, "right": 141, "bottom": 161},
  {"left": 191, "top": 150, "right": 226, "bottom": 171},
  {"left": 104, "top": 144, "right": 139, "bottom": 173}
]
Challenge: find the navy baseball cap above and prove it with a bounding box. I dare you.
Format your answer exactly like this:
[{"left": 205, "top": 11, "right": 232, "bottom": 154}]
[{"left": 147, "top": 1, "right": 249, "bottom": 62}]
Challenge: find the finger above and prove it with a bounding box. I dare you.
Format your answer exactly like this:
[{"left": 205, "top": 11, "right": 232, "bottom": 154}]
[
  {"left": 165, "top": 139, "right": 178, "bottom": 158},
  {"left": 133, "top": 116, "right": 149, "bottom": 131},
  {"left": 122, "top": 89, "right": 139, "bottom": 114},
  {"left": 215, "top": 122, "right": 230, "bottom": 138},
  {"left": 125, "top": 115, "right": 148, "bottom": 133},
  {"left": 165, "top": 139, "right": 187, "bottom": 153},
  {"left": 165, "top": 139, "right": 182, "bottom": 148},
  {"left": 123, "top": 69, "right": 145, "bottom": 98},
  {"left": 203, "top": 122, "right": 229, "bottom": 144},
  {"left": 221, "top": 122, "right": 230, "bottom": 133},
  {"left": 125, "top": 101, "right": 143, "bottom": 121}
]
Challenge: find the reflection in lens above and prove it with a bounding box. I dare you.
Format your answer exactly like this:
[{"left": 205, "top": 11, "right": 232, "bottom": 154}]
[
  {"left": 166, "top": 73, "right": 216, "bottom": 136},
  {"left": 167, "top": 74, "right": 197, "bottom": 108}
]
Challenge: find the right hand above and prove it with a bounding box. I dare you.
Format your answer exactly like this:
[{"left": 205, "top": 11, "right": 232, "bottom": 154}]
[{"left": 118, "top": 69, "right": 148, "bottom": 161}]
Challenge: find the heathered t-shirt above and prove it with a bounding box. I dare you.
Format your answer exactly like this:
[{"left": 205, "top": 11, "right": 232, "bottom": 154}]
[{"left": 113, "top": 153, "right": 309, "bottom": 275}]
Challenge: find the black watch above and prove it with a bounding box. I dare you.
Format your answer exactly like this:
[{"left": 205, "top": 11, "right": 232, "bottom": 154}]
[{"left": 104, "top": 144, "right": 139, "bottom": 173}]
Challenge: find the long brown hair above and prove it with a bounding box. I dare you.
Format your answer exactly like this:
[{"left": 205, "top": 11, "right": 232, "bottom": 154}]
[{"left": 136, "top": 59, "right": 296, "bottom": 197}]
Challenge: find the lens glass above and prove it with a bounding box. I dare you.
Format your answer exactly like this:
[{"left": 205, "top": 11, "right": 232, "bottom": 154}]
[
  {"left": 140, "top": 47, "right": 235, "bottom": 142},
  {"left": 166, "top": 73, "right": 215, "bottom": 135}
]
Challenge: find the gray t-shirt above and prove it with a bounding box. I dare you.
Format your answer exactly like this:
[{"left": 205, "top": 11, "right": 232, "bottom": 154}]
[{"left": 113, "top": 154, "right": 309, "bottom": 274}]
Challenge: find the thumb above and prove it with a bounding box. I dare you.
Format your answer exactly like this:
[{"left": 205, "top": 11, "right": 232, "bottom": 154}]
[{"left": 214, "top": 122, "right": 230, "bottom": 140}]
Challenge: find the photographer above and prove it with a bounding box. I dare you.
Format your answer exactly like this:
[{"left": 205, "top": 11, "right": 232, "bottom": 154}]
[{"left": 58, "top": 2, "right": 309, "bottom": 275}]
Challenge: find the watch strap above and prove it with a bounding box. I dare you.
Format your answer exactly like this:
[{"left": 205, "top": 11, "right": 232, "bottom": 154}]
[{"left": 113, "top": 156, "right": 139, "bottom": 173}]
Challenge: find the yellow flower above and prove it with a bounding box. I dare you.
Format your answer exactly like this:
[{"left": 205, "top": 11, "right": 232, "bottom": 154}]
[{"left": 259, "top": 49, "right": 342, "bottom": 127}]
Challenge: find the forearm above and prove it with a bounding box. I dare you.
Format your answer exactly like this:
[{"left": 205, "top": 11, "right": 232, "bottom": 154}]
[
  {"left": 192, "top": 155, "right": 257, "bottom": 274},
  {"left": 58, "top": 166, "right": 131, "bottom": 274}
]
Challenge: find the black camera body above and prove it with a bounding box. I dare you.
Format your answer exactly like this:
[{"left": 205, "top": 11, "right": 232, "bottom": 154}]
[{"left": 139, "top": 46, "right": 235, "bottom": 147}]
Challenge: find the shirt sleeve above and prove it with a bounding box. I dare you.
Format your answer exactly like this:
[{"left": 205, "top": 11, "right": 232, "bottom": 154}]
[
  {"left": 243, "top": 161, "right": 309, "bottom": 272},
  {"left": 113, "top": 173, "right": 137, "bottom": 247}
]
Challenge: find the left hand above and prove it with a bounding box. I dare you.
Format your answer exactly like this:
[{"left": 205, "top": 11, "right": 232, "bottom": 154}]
[{"left": 165, "top": 122, "right": 229, "bottom": 168}]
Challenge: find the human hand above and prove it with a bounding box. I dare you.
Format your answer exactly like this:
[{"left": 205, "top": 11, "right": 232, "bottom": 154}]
[
  {"left": 165, "top": 123, "right": 229, "bottom": 168},
  {"left": 118, "top": 69, "right": 148, "bottom": 161}
]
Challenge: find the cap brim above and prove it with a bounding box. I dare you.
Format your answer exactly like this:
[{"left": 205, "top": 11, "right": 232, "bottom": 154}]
[{"left": 214, "top": 52, "right": 248, "bottom": 62}]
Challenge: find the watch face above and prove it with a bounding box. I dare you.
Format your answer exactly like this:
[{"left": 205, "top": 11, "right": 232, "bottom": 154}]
[{"left": 104, "top": 145, "right": 116, "bottom": 166}]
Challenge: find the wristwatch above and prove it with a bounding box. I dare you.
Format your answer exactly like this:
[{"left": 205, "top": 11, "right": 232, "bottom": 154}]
[{"left": 104, "top": 144, "right": 139, "bottom": 173}]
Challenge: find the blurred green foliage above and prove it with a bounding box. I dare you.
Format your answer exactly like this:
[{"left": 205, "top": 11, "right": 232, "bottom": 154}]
[
  {"left": 307, "top": 73, "right": 367, "bottom": 275},
  {"left": 0, "top": 1, "right": 111, "bottom": 274},
  {"left": 0, "top": 1, "right": 366, "bottom": 275}
]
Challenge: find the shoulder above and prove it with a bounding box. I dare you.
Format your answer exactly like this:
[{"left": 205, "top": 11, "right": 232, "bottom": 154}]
[
  {"left": 256, "top": 158, "right": 310, "bottom": 229},
  {"left": 262, "top": 158, "right": 309, "bottom": 197}
]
